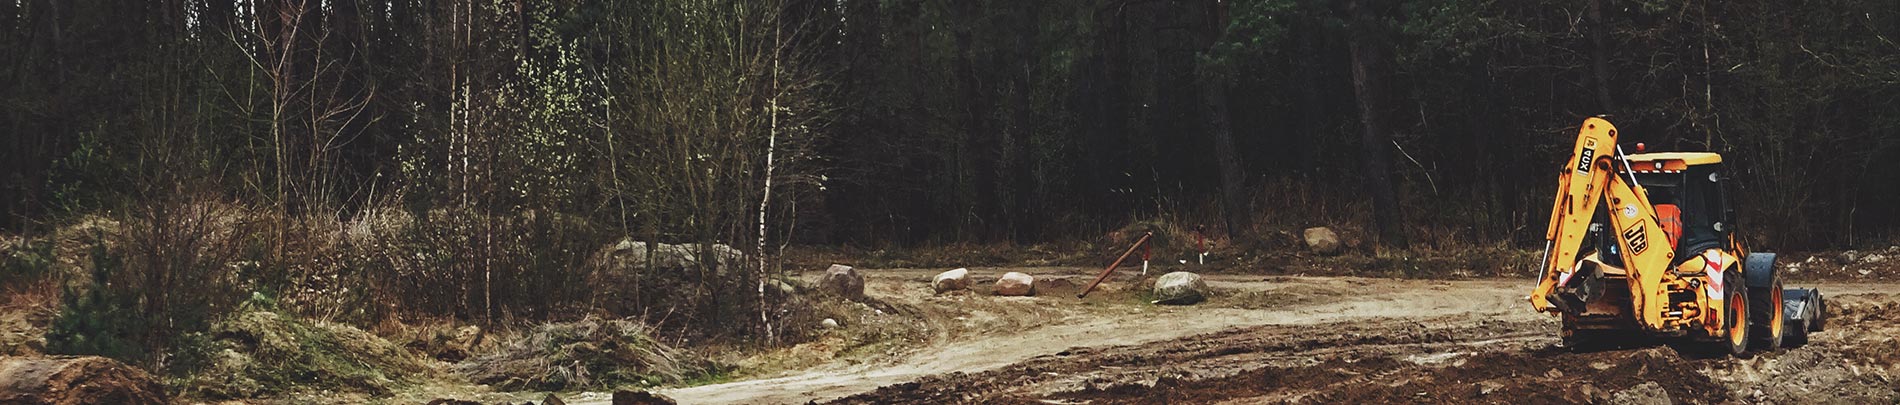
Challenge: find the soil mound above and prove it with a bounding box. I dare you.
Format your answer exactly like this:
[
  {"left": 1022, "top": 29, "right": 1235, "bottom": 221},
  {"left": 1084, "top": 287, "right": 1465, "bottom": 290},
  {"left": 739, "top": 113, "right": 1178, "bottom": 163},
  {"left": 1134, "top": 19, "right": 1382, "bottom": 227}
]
[
  {"left": 0, "top": 355, "right": 167, "bottom": 404},
  {"left": 177, "top": 309, "right": 433, "bottom": 399},
  {"left": 455, "top": 316, "right": 710, "bottom": 391}
]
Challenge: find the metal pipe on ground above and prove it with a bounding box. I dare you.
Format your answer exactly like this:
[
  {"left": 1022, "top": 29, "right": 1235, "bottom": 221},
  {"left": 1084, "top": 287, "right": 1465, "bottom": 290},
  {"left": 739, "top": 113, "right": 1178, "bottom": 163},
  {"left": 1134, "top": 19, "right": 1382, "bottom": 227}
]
[{"left": 1079, "top": 232, "right": 1153, "bottom": 298}]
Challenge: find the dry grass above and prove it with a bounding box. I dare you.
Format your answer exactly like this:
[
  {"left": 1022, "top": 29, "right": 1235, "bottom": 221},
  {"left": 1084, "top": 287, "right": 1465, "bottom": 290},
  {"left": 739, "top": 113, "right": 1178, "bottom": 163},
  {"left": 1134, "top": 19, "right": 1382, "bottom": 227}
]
[
  {"left": 453, "top": 316, "right": 718, "bottom": 391},
  {"left": 172, "top": 303, "right": 438, "bottom": 400}
]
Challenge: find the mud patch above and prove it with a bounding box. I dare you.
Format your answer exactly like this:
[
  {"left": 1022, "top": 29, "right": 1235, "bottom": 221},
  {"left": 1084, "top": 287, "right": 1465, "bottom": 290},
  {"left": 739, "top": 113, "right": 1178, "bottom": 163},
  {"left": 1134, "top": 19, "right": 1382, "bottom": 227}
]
[
  {"left": 1702, "top": 292, "right": 1900, "bottom": 403},
  {"left": 829, "top": 317, "right": 1561, "bottom": 404}
]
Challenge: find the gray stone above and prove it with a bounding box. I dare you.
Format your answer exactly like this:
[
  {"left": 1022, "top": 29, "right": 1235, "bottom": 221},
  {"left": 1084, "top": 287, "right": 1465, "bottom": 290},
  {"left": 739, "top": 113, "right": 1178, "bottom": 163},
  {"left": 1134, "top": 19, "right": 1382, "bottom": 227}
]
[
  {"left": 767, "top": 278, "right": 798, "bottom": 295},
  {"left": 1152, "top": 271, "right": 1209, "bottom": 305},
  {"left": 820, "top": 264, "right": 865, "bottom": 299},
  {"left": 1608, "top": 381, "right": 1671, "bottom": 405},
  {"left": 594, "top": 239, "right": 745, "bottom": 275},
  {"left": 995, "top": 272, "right": 1035, "bottom": 296},
  {"left": 1303, "top": 227, "right": 1343, "bottom": 255},
  {"left": 933, "top": 268, "right": 971, "bottom": 293}
]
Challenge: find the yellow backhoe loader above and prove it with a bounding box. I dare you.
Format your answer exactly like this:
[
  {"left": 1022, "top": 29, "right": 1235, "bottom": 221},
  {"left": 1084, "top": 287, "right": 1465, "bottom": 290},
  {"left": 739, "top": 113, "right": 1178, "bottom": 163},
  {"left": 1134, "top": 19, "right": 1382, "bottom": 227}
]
[{"left": 1529, "top": 117, "right": 1827, "bottom": 355}]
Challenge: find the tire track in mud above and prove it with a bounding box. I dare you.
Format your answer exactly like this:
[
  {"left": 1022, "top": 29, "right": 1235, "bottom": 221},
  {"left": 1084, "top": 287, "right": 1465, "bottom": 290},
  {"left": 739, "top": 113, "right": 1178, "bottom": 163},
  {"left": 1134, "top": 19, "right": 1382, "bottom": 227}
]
[
  {"left": 834, "top": 291, "right": 1900, "bottom": 405},
  {"left": 641, "top": 275, "right": 1535, "bottom": 405},
  {"left": 571, "top": 273, "right": 1897, "bottom": 405},
  {"left": 828, "top": 316, "right": 1574, "bottom": 404}
]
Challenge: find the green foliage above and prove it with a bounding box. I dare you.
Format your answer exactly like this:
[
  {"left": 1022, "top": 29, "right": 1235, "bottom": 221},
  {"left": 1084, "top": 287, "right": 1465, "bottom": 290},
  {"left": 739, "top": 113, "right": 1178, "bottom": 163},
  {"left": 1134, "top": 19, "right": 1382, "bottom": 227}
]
[
  {"left": 0, "top": 237, "right": 55, "bottom": 286},
  {"left": 1202, "top": 0, "right": 1299, "bottom": 81},
  {"left": 45, "top": 234, "right": 147, "bottom": 364}
]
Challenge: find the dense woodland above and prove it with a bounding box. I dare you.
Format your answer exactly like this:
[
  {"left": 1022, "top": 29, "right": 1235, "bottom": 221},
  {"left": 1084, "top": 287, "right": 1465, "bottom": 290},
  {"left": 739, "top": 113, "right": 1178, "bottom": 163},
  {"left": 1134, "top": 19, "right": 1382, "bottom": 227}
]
[{"left": 1, "top": 0, "right": 1898, "bottom": 382}]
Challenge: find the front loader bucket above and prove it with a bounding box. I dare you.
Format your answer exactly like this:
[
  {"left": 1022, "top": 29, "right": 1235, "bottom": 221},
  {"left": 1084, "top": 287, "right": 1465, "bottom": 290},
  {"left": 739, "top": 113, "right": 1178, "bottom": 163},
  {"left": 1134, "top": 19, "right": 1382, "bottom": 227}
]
[{"left": 1781, "top": 288, "right": 1826, "bottom": 346}]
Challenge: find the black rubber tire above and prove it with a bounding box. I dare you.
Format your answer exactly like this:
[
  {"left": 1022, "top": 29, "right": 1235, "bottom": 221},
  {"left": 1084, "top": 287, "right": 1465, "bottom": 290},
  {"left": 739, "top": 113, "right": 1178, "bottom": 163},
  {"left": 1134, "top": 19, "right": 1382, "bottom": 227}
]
[
  {"left": 1750, "top": 280, "right": 1785, "bottom": 350},
  {"left": 1724, "top": 284, "right": 1751, "bottom": 357},
  {"left": 1811, "top": 289, "right": 1828, "bottom": 332}
]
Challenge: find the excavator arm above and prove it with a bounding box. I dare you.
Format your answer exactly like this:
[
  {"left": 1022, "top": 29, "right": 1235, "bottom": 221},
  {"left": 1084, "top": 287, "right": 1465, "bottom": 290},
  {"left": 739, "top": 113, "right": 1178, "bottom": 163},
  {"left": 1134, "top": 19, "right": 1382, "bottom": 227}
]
[{"left": 1529, "top": 117, "right": 1678, "bottom": 331}]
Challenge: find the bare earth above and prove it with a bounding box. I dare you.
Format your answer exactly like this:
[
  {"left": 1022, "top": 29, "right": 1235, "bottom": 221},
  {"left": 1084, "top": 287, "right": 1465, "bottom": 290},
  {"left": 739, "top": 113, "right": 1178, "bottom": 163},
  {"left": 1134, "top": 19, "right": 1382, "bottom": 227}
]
[{"left": 575, "top": 267, "right": 1900, "bottom": 405}]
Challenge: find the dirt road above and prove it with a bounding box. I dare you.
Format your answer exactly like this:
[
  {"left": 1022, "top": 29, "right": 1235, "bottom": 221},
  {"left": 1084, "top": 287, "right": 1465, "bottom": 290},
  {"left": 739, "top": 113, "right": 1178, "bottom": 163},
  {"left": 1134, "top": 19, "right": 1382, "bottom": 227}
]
[{"left": 586, "top": 268, "right": 1900, "bottom": 404}]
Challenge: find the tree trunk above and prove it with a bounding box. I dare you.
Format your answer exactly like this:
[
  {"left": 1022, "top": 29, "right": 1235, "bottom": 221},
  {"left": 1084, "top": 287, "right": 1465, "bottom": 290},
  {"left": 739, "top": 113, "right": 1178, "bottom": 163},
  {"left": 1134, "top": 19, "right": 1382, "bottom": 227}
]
[
  {"left": 1346, "top": 0, "right": 1408, "bottom": 248},
  {"left": 1200, "top": 80, "right": 1247, "bottom": 235},
  {"left": 1586, "top": 0, "right": 1617, "bottom": 114},
  {"left": 757, "top": 25, "right": 782, "bottom": 344},
  {"left": 1193, "top": 0, "right": 1247, "bottom": 236}
]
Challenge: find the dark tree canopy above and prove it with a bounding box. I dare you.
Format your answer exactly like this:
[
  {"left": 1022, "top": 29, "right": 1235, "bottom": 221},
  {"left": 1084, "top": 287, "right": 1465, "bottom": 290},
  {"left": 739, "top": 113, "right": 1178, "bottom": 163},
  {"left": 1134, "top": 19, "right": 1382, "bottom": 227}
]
[{"left": 2, "top": 0, "right": 1898, "bottom": 252}]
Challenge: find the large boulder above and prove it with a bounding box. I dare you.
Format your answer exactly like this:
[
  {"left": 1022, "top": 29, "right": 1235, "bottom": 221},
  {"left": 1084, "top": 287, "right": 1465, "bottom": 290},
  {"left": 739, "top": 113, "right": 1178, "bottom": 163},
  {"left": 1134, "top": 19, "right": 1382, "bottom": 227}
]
[
  {"left": 932, "top": 268, "right": 971, "bottom": 294},
  {"left": 0, "top": 356, "right": 168, "bottom": 405},
  {"left": 1303, "top": 227, "right": 1343, "bottom": 255},
  {"left": 1152, "top": 271, "right": 1210, "bottom": 305},
  {"left": 994, "top": 272, "right": 1035, "bottom": 296},
  {"left": 820, "top": 264, "right": 866, "bottom": 299},
  {"left": 594, "top": 239, "right": 745, "bottom": 276}
]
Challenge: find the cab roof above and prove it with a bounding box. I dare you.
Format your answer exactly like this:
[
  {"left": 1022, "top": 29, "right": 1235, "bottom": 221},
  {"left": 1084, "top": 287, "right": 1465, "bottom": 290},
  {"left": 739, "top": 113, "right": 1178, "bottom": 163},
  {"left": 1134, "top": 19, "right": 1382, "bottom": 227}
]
[{"left": 1625, "top": 152, "right": 1722, "bottom": 166}]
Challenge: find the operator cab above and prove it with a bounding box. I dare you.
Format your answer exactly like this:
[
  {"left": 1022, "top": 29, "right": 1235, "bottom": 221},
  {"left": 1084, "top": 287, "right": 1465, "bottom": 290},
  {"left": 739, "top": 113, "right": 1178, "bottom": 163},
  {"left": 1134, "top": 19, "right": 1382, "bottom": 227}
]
[{"left": 1597, "top": 152, "right": 1735, "bottom": 267}]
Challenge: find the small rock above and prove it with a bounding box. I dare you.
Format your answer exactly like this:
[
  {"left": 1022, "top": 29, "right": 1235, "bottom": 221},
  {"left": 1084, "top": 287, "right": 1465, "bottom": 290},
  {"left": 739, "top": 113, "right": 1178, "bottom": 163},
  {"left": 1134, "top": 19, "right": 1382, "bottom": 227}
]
[
  {"left": 1477, "top": 380, "right": 1505, "bottom": 395},
  {"left": 768, "top": 278, "right": 798, "bottom": 295},
  {"left": 1303, "top": 227, "right": 1343, "bottom": 255},
  {"left": 821, "top": 318, "right": 839, "bottom": 328},
  {"left": 1866, "top": 253, "right": 1887, "bottom": 264},
  {"left": 612, "top": 390, "right": 678, "bottom": 405},
  {"left": 1152, "top": 271, "right": 1209, "bottom": 305},
  {"left": 1580, "top": 383, "right": 1606, "bottom": 402},
  {"left": 543, "top": 393, "right": 568, "bottom": 405},
  {"left": 1608, "top": 381, "right": 1671, "bottom": 405},
  {"left": 995, "top": 272, "right": 1036, "bottom": 296},
  {"left": 820, "top": 264, "right": 865, "bottom": 299},
  {"left": 1544, "top": 368, "right": 1564, "bottom": 378},
  {"left": 933, "top": 268, "right": 971, "bottom": 294},
  {"left": 454, "top": 325, "right": 484, "bottom": 347}
]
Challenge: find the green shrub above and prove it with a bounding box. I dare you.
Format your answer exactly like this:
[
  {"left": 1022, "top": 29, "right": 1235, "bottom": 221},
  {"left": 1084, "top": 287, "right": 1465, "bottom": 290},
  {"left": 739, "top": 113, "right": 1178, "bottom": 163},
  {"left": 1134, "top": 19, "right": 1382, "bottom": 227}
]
[
  {"left": 45, "top": 235, "right": 148, "bottom": 363},
  {"left": 0, "top": 237, "right": 56, "bottom": 286}
]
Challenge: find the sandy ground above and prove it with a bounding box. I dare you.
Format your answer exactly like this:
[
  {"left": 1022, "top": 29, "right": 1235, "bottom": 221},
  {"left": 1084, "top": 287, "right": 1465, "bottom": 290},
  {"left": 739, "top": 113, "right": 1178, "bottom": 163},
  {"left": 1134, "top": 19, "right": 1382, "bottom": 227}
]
[{"left": 565, "top": 267, "right": 1898, "bottom": 405}]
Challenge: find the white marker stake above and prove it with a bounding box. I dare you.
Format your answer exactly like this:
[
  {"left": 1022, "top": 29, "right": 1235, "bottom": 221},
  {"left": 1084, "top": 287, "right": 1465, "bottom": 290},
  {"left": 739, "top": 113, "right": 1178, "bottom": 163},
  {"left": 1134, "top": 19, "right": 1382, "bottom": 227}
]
[
  {"left": 1199, "top": 252, "right": 1206, "bottom": 265},
  {"left": 1142, "top": 260, "right": 1149, "bottom": 275}
]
